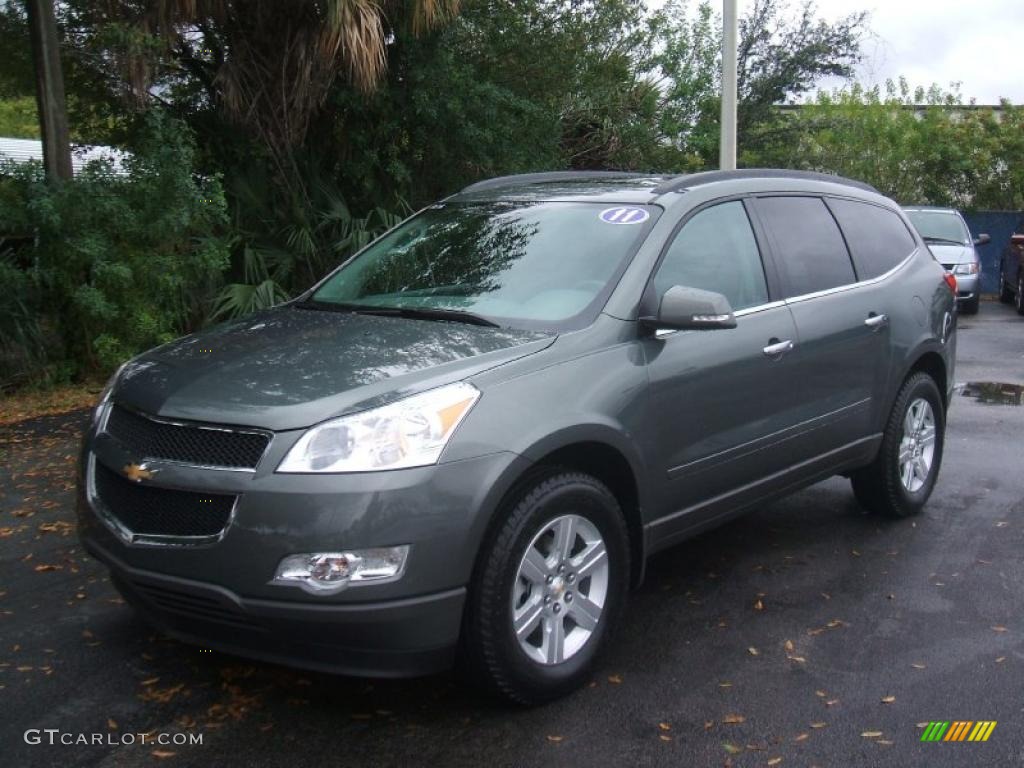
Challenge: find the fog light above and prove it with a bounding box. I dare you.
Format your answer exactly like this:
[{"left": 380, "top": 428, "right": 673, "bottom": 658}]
[{"left": 273, "top": 547, "right": 409, "bottom": 594}]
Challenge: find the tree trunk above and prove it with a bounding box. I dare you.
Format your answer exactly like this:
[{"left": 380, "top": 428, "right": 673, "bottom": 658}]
[{"left": 27, "top": 0, "right": 72, "bottom": 182}]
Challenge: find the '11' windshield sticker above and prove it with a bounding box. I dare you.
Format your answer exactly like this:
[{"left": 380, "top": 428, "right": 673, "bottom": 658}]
[{"left": 599, "top": 206, "right": 650, "bottom": 225}]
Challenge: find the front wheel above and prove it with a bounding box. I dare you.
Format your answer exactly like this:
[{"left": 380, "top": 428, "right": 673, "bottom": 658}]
[
  {"left": 999, "top": 275, "right": 1014, "bottom": 304},
  {"left": 851, "top": 372, "right": 945, "bottom": 518},
  {"left": 463, "top": 471, "right": 630, "bottom": 704}
]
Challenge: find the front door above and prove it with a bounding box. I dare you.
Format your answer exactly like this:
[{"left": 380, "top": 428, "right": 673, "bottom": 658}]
[{"left": 642, "top": 199, "right": 806, "bottom": 537}]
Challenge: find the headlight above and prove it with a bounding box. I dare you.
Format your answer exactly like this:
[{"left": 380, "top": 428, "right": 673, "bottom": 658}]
[
  {"left": 93, "top": 363, "right": 127, "bottom": 423},
  {"left": 953, "top": 262, "right": 979, "bottom": 276},
  {"left": 277, "top": 382, "right": 480, "bottom": 473}
]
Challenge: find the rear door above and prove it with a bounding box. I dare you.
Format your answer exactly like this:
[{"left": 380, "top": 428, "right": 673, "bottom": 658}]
[{"left": 750, "top": 195, "right": 890, "bottom": 458}]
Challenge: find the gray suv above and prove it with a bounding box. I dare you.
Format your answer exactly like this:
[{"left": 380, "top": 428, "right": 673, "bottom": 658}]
[{"left": 77, "top": 170, "right": 957, "bottom": 703}]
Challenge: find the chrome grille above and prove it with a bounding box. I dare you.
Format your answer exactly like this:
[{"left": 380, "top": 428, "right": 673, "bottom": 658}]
[{"left": 106, "top": 405, "right": 270, "bottom": 470}]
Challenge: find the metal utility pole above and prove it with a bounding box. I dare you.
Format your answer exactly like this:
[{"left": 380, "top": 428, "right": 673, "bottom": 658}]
[
  {"left": 27, "top": 0, "right": 72, "bottom": 182},
  {"left": 720, "top": 0, "right": 738, "bottom": 171}
]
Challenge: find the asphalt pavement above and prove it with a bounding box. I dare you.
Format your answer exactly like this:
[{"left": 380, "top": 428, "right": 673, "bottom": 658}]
[{"left": 1, "top": 300, "right": 1023, "bottom": 768}]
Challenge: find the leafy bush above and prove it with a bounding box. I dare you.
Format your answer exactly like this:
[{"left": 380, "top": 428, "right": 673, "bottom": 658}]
[{"left": 0, "top": 113, "right": 230, "bottom": 388}]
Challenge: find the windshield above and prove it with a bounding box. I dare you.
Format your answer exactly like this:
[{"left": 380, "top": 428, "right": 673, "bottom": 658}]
[
  {"left": 905, "top": 210, "right": 970, "bottom": 245},
  {"left": 309, "top": 201, "right": 658, "bottom": 331}
]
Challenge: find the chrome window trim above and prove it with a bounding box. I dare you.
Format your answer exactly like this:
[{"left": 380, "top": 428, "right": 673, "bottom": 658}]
[
  {"left": 782, "top": 246, "right": 920, "bottom": 305},
  {"left": 104, "top": 403, "right": 273, "bottom": 473},
  {"left": 85, "top": 453, "right": 238, "bottom": 548}
]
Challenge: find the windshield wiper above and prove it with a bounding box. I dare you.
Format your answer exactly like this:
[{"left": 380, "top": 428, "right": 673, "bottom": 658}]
[
  {"left": 388, "top": 306, "right": 500, "bottom": 328},
  {"left": 923, "top": 236, "right": 966, "bottom": 246},
  {"left": 296, "top": 300, "right": 499, "bottom": 327}
]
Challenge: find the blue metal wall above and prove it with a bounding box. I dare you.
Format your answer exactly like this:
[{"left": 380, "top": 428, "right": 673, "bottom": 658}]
[{"left": 962, "top": 211, "right": 1022, "bottom": 293}]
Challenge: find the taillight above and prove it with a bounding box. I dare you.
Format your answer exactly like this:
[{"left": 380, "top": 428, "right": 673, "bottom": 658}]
[{"left": 944, "top": 272, "right": 957, "bottom": 294}]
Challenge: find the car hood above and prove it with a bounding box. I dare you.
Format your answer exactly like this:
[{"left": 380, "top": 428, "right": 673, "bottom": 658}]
[
  {"left": 928, "top": 244, "right": 975, "bottom": 265},
  {"left": 113, "top": 306, "right": 554, "bottom": 431}
]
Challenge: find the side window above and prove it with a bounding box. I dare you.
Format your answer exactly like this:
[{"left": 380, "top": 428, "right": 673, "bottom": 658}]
[
  {"left": 757, "top": 196, "right": 856, "bottom": 298},
  {"left": 828, "top": 198, "right": 917, "bottom": 280},
  {"left": 653, "top": 201, "right": 769, "bottom": 311}
]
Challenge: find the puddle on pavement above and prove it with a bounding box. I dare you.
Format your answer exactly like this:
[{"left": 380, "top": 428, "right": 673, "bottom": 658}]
[{"left": 956, "top": 382, "right": 1024, "bottom": 406}]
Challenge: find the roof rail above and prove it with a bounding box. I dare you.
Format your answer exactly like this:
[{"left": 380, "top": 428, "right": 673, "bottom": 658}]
[
  {"left": 652, "top": 169, "right": 881, "bottom": 195},
  {"left": 460, "top": 171, "right": 650, "bottom": 194}
]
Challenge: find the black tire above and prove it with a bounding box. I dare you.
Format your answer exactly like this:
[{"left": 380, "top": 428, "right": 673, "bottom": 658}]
[
  {"left": 999, "top": 275, "right": 1014, "bottom": 304},
  {"left": 463, "top": 470, "right": 630, "bottom": 705},
  {"left": 962, "top": 294, "right": 980, "bottom": 315},
  {"left": 851, "top": 372, "right": 945, "bottom": 518},
  {"left": 1017, "top": 277, "right": 1024, "bottom": 316}
]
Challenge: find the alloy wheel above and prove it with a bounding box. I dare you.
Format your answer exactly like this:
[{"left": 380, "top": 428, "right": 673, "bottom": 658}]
[
  {"left": 511, "top": 514, "right": 609, "bottom": 665},
  {"left": 898, "top": 397, "right": 936, "bottom": 493}
]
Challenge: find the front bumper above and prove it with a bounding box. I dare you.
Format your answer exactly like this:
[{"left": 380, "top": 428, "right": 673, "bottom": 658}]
[
  {"left": 86, "top": 537, "right": 464, "bottom": 676},
  {"left": 77, "top": 417, "right": 527, "bottom": 676},
  {"left": 953, "top": 272, "right": 980, "bottom": 300}
]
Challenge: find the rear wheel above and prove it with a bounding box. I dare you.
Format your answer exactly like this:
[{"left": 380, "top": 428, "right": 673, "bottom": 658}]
[
  {"left": 851, "top": 372, "right": 944, "bottom": 518},
  {"left": 463, "top": 470, "right": 629, "bottom": 704}
]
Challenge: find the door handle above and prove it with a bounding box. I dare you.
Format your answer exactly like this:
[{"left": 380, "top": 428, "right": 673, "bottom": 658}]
[
  {"left": 865, "top": 313, "right": 889, "bottom": 330},
  {"left": 763, "top": 339, "right": 794, "bottom": 358}
]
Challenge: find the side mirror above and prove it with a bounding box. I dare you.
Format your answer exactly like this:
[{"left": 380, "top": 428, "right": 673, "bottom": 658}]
[
  {"left": 974, "top": 233, "right": 991, "bottom": 246},
  {"left": 643, "top": 285, "right": 737, "bottom": 332}
]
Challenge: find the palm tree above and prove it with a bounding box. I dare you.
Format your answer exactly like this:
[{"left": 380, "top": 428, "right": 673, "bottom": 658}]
[{"left": 116, "top": 1, "right": 460, "bottom": 193}]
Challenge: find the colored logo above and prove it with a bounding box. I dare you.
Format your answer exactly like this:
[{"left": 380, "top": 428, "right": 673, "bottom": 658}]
[
  {"left": 599, "top": 206, "right": 650, "bottom": 225},
  {"left": 122, "top": 463, "right": 155, "bottom": 483},
  {"left": 921, "top": 721, "right": 997, "bottom": 742}
]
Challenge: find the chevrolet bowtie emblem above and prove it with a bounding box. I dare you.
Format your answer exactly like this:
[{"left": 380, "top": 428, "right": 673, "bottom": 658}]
[{"left": 122, "top": 463, "right": 154, "bottom": 483}]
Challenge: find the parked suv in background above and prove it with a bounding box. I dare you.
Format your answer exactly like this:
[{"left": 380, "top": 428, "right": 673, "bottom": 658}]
[
  {"left": 904, "top": 207, "right": 989, "bottom": 314},
  {"left": 78, "top": 170, "right": 957, "bottom": 704},
  {"left": 998, "top": 218, "right": 1024, "bottom": 314}
]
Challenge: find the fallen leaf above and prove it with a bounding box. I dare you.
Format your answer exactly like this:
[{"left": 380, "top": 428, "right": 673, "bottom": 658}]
[
  {"left": 768, "top": 759, "right": 782, "bottom": 766},
  {"left": 748, "top": 647, "right": 760, "bottom": 656},
  {"left": 151, "top": 751, "right": 176, "bottom": 759},
  {"left": 718, "top": 681, "right": 733, "bottom": 688},
  {"left": 704, "top": 721, "right": 714, "bottom": 731},
  {"left": 911, "top": 663, "right": 926, "bottom": 669},
  {"left": 861, "top": 731, "right": 883, "bottom": 738},
  {"left": 995, "top": 657, "right": 1006, "bottom": 663},
  {"left": 878, "top": 740, "right": 894, "bottom": 746},
  {"left": 140, "top": 677, "right": 160, "bottom": 686},
  {"left": 881, "top": 696, "right": 895, "bottom": 704},
  {"left": 723, "top": 714, "right": 746, "bottom": 724},
  {"left": 815, "top": 690, "right": 827, "bottom": 698},
  {"left": 825, "top": 699, "right": 840, "bottom": 707},
  {"left": 787, "top": 656, "right": 807, "bottom": 663},
  {"left": 784, "top": 640, "right": 794, "bottom": 653},
  {"left": 851, "top": 550, "right": 861, "bottom": 557},
  {"left": 995, "top": 521, "right": 1008, "bottom": 528},
  {"left": 793, "top": 733, "right": 809, "bottom": 742},
  {"left": 810, "top": 722, "right": 827, "bottom": 729},
  {"left": 107, "top": 719, "right": 117, "bottom": 730},
  {"left": 659, "top": 723, "right": 671, "bottom": 731},
  {"left": 723, "top": 743, "right": 743, "bottom": 755},
  {"left": 33, "top": 564, "right": 62, "bottom": 572},
  {"left": 991, "top": 626, "right": 1008, "bottom": 633},
  {"left": 659, "top": 734, "right": 672, "bottom": 742},
  {"left": 754, "top": 599, "right": 764, "bottom": 611},
  {"left": 608, "top": 674, "right": 623, "bottom": 684},
  {"left": 546, "top": 735, "right": 563, "bottom": 743}
]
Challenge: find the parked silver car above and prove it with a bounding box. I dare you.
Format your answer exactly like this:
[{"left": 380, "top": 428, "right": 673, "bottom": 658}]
[{"left": 904, "top": 207, "right": 990, "bottom": 314}]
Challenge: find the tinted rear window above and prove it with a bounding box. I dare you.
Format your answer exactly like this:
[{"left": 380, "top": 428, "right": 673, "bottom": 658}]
[
  {"left": 757, "top": 196, "right": 856, "bottom": 297},
  {"left": 828, "top": 199, "right": 918, "bottom": 280}
]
